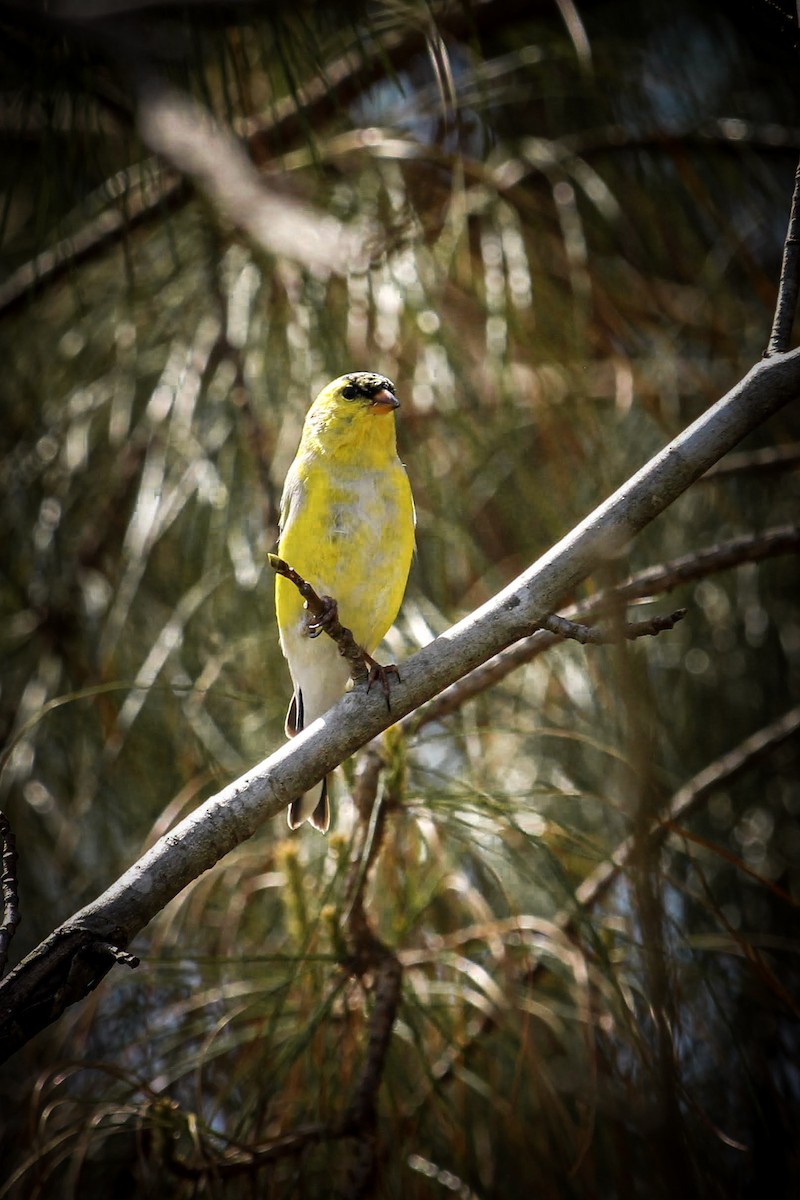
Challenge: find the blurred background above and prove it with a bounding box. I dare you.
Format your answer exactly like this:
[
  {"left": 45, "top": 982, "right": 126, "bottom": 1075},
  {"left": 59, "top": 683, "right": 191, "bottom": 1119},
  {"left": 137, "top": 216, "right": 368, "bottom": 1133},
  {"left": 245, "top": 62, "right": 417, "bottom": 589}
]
[{"left": 0, "top": 0, "right": 798, "bottom": 1195}]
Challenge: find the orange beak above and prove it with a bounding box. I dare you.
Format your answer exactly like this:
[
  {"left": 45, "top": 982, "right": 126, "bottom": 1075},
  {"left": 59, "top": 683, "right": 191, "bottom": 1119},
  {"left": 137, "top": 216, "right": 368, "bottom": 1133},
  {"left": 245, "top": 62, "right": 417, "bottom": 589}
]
[{"left": 369, "top": 388, "right": 400, "bottom": 414}]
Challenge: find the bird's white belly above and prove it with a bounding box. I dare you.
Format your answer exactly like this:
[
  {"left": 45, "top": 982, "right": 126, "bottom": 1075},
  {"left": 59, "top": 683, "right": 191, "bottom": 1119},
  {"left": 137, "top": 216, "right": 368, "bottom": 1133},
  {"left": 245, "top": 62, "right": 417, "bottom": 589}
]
[{"left": 313, "top": 474, "right": 400, "bottom": 647}]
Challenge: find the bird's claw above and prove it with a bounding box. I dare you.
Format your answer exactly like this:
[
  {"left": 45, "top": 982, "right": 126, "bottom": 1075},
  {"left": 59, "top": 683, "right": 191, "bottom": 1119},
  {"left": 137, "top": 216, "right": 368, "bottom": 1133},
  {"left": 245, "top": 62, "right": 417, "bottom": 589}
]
[
  {"left": 307, "top": 595, "right": 338, "bottom": 639},
  {"left": 364, "top": 653, "right": 401, "bottom": 712}
]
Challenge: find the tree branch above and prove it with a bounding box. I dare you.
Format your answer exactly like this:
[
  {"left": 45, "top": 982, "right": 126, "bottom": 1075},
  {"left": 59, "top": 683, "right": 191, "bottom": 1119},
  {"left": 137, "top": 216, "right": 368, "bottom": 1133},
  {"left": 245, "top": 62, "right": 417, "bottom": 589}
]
[
  {"left": 0, "top": 7, "right": 429, "bottom": 314},
  {"left": 2, "top": 347, "right": 800, "bottom": 1061},
  {"left": 410, "top": 524, "right": 800, "bottom": 730},
  {"left": 766, "top": 152, "right": 800, "bottom": 356},
  {"left": 573, "top": 703, "right": 800, "bottom": 918},
  {"left": 134, "top": 73, "right": 368, "bottom": 277}
]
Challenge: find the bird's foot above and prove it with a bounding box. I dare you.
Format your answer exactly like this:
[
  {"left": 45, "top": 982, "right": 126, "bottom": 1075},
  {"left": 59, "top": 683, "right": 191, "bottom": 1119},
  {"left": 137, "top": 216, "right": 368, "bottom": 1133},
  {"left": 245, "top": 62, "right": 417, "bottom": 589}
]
[
  {"left": 307, "top": 595, "right": 338, "bottom": 638},
  {"left": 363, "top": 651, "right": 401, "bottom": 711}
]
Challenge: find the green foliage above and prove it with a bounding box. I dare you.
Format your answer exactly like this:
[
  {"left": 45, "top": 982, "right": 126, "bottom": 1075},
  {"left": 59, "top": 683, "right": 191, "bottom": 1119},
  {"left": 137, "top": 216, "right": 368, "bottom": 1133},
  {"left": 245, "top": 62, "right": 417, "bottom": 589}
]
[{"left": 1, "top": 0, "right": 799, "bottom": 1196}]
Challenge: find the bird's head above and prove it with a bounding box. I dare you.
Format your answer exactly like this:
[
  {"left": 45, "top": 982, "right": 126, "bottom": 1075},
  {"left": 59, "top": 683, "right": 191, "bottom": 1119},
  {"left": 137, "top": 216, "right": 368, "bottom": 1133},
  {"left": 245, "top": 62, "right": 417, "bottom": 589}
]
[
  {"left": 302, "top": 372, "right": 401, "bottom": 456},
  {"left": 315, "top": 372, "right": 399, "bottom": 416}
]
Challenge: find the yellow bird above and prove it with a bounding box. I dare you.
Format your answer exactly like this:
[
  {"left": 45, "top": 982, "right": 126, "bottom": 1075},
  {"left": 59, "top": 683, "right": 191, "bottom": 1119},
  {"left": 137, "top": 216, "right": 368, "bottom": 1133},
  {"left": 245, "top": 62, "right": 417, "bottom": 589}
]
[{"left": 275, "top": 372, "right": 415, "bottom": 831}]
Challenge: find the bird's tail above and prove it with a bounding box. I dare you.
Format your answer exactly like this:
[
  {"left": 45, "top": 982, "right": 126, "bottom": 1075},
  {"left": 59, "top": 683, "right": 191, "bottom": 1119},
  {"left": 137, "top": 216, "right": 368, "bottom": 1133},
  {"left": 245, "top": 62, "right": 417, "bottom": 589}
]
[
  {"left": 284, "top": 686, "right": 331, "bottom": 831},
  {"left": 287, "top": 778, "right": 330, "bottom": 832}
]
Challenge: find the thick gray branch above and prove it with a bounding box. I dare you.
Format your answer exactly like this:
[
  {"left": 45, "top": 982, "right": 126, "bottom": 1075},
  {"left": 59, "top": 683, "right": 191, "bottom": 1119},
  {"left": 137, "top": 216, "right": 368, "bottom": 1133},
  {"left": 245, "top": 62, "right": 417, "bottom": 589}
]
[{"left": 1, "top": 347, "right": 799, "bottom": 1059}]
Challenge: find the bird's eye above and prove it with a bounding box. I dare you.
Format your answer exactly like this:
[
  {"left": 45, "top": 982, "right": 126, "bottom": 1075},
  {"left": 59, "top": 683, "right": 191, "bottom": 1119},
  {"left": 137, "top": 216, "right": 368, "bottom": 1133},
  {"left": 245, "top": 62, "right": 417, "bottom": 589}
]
[{"left": 341, "top": 385, "right": 358, "bottom": 399}]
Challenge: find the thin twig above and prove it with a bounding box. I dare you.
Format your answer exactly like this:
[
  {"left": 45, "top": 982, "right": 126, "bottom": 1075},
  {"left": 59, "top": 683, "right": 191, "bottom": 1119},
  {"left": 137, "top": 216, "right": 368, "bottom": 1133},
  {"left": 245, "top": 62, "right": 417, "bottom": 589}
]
[
  {"left": 572, "top": 704, "right": 800, "bottom": 916},
  {"left": 0, "top": 811, "right": 20, "bottom": 979},
  {"left": 765, "top": 152, "right": 800, "bottom": 356},
  {"left": 268, "top": 554, "right": 371, "bottom": 685},
  {"left": 336, "top": 750, "right": 403, "bottom": 1196},
  {"left": 700, "top": 441, "right": 800, "bottom": 479},
  {"left": 165, "top": 1125, "right": 331, "bottom": 1179},
  {"left": 540, "top": 608, "right": 687, "bottom": 644},
  {"left": 0, "top": 166, "right": 185, "bottom": 315},
  {"left": 342, "top": 748, "right": 387, "bottom": 921}
]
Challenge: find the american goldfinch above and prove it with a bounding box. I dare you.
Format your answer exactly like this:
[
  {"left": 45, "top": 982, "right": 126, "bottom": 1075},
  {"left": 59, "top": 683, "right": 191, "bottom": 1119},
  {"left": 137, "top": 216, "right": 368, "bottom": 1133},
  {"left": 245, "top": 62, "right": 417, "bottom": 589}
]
[{"left": 275, "top": 372, "right": 415, "bottom": 831}]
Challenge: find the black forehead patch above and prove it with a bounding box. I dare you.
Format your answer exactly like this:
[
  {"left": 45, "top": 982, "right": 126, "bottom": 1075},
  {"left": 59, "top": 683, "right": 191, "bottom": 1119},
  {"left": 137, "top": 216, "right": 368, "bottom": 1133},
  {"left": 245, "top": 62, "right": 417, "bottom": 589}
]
[{"left": 344, "top": 372, "right": 396, "bottom": 397}]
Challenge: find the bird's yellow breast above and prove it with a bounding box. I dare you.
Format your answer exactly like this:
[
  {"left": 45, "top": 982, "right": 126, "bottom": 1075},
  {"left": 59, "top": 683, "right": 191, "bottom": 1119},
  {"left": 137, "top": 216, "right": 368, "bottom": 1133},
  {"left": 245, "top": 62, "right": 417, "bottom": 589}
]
[{"left": 276, "top": 445, "right": 414, "bottom": 654}]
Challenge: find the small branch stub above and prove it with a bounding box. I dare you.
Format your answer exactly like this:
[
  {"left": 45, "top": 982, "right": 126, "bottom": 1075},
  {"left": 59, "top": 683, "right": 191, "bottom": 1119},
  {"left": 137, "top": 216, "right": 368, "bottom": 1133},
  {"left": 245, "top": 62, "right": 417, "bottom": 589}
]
[
  {"left": 540, "top": 607, "right": 688, "bottom": 645},
  {"left": 268, "top": 554, "right": 399, "bottom": 701}
]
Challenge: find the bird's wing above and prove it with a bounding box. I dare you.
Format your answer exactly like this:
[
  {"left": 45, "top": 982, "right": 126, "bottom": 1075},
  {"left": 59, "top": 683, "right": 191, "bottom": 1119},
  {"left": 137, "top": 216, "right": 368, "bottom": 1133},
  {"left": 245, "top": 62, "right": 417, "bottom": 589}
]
[{"left": 278, "top": 460, "right": 305, "bottom": 535}]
